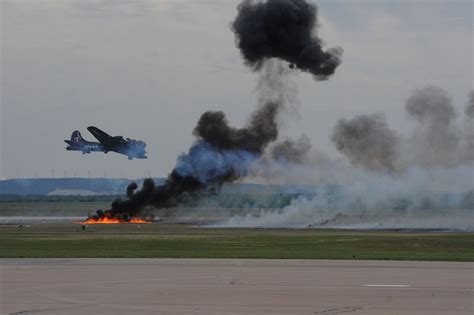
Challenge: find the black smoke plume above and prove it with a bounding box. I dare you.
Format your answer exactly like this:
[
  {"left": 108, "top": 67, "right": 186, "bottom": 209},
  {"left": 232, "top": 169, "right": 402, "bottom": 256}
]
[
  {"left": 87, "top": 102, "right": 280, "bottom": 221},
  {"left": 194, "top": 102, "right": 279, "bottom": 153},
  {"left": 231, "top": 0, "right": 343, "bottom": 80}
]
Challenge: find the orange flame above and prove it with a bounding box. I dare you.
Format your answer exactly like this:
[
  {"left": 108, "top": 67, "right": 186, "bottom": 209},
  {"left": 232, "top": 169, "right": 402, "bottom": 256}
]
[{"left": 79, "top": 217, "right": 152, "bottom": 224}]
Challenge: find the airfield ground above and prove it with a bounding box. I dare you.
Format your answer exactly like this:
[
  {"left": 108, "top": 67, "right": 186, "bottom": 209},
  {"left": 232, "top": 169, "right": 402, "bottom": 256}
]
[
  {"left": 2, "top": 258, "right": 473, "bottom": 315},
  {"left": 0, "top": 223, "right": 473, "bottom": 261},
  {"left": 1, "top": 222, "right": 473, "bottom": 314}
]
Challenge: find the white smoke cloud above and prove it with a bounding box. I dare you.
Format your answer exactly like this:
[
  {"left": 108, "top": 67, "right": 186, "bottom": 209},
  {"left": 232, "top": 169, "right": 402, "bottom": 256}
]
[
  {"left": 215, "top": 163, "right": 473, "bottom": 230},
  {"left": 215, "top": 87, "right": 474, "bottom": 230}
]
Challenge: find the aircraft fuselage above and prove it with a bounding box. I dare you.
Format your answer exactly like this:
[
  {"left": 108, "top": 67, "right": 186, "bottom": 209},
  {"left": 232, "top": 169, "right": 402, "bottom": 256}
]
[{"left": 64, "top": 127, "right": 147, "bottom": 160}]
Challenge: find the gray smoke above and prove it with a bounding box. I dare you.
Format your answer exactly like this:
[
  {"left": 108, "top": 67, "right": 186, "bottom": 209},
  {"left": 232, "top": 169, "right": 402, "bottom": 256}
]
[
  {"left": 406, "top": 86, "right": 456, "bottom": 125},
  {"left": 331, "top": 114, "right": 399, "bottom": 172},
  {"left": 327, "top": 87, "right": 473, "bottom": 173},
  {"left": 465, "top": 91, "right": 474, "bottom": 119},
  {"left": 403, "top": 86, "right": 462, "bottom": 168},
  {"left": 462, "top": 91, "right": 474, "bottom": 163},
  {"left": 271, "top": 134, "right": 312, "bottom": 164},
  {"left": 215, "top": 173, "right": 474, "bottom": 230},
  {"left": 256, "top": 59, "right": 299, "bottom": 111}
]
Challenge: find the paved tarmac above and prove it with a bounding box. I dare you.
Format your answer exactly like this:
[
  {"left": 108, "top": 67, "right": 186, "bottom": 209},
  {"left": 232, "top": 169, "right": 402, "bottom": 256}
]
[{"left": 1, "top": 259, "right": 472, "bottom": 314}]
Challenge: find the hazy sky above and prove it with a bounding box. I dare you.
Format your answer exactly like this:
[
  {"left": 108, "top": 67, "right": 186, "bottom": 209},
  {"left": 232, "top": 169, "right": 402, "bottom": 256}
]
[{"left": 1, "top": 0, "right": 472, "bottom": 180}]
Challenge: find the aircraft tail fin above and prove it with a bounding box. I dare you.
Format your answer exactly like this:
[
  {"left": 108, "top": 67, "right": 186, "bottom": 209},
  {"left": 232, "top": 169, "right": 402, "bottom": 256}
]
[{"left": 70, "top": 130, "right": 85, "bottom": 144}]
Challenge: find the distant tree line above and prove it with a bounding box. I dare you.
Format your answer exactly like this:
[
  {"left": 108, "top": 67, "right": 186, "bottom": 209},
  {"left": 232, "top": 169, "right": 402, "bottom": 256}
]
[{"left": 0, "top": 195, "right": 123, "bottom": 202}]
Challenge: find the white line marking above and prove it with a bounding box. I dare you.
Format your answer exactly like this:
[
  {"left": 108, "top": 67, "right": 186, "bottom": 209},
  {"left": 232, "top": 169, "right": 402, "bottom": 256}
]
[{"left": 364, "top": 284, "right": 410, "bottom": 287}]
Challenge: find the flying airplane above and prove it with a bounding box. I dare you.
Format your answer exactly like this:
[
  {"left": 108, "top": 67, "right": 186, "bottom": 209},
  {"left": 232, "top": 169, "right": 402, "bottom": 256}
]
[{"left": 65, "top": 127, "right": 147, "bottom": 160}]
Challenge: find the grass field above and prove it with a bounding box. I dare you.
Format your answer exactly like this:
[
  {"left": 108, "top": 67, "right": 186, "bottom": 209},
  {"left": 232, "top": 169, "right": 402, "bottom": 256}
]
[{"left": 1, "top": 223, "right": 472, "bottom": 261}]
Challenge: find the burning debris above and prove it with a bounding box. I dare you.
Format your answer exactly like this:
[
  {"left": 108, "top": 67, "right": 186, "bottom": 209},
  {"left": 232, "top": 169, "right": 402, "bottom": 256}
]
[
  {"left": 80, "top": 216, "right": 152, "bottom": 224},
  {"left": 83, "top": 0, "right": 341, "bottom": 223}
]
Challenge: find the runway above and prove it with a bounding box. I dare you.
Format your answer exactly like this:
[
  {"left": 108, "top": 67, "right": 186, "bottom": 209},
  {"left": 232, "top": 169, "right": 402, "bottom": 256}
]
[{"left": 1, "top": 259, "right": 472, "bottom": 314}]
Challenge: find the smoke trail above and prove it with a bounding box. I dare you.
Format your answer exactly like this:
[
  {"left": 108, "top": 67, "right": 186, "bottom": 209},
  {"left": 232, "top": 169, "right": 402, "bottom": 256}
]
[
  {"left": 231, "top": 0, "right": 343, "bottom": 80},
  {"left": 331, "top": 114, "right": 399, "bottom": 172},
  {"left": 256, "top": 59, "right": 299, "bottom": 112}
]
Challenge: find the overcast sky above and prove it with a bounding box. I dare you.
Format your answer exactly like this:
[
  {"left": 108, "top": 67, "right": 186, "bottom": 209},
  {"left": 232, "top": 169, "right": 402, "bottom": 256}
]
[{"left": 1, "top": 0, "right": 472, "bottom": 180}]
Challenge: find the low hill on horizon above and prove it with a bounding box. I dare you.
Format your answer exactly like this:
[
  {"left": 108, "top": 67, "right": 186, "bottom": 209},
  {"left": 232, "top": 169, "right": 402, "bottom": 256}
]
[{"left": 0, "top": 178, "right": 165, "bottom": 195}]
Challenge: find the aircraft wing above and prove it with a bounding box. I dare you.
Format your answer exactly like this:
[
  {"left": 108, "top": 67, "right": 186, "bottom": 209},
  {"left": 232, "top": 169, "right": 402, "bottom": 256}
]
[{"left": 87, "top": 126, "right": 113, "bottom": 145}]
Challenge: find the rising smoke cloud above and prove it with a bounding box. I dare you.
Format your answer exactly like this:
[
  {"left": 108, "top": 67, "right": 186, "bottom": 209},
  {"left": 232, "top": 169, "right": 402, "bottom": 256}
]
[
  {"left": 406, "top": 86, "right": 456, "bottom": 125},
  {"left": 87, "top": 0, "right": 341, "bottom": 222},
  {"left": 331, "top": 114, "right": 399, "bottom": 173},
  {"left": 193, "top": 103, "right": 279, "bottom": 154},
  {"left": 402, "top": 86, "right": 463, "bottom": 168},
  {"left": 231, "top": 0, "right": 343, "bottom": 80},
  {"left": 327, "top": 87, "right": 474, "bottom": 173}
]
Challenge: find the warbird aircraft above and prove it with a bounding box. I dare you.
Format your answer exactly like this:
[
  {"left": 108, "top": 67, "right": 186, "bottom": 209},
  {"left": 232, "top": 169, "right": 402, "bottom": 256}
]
[{"left": 65, "top": 127, "right": 147, "bottom": 160}]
